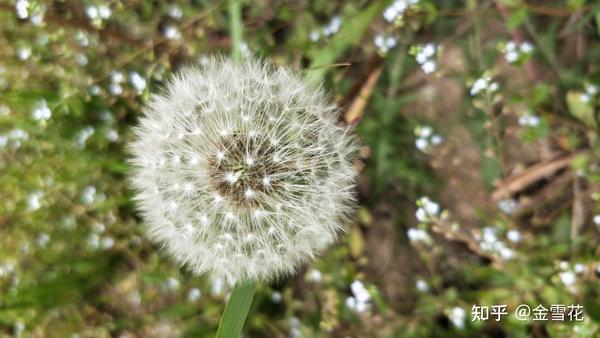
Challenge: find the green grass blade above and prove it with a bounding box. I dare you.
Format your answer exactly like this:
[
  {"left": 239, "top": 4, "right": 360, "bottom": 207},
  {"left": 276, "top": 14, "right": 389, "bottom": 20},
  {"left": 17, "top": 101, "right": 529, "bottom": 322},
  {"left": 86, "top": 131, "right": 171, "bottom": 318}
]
[{"left": 216, "top": 280, "right": 257, "bottom": 338}]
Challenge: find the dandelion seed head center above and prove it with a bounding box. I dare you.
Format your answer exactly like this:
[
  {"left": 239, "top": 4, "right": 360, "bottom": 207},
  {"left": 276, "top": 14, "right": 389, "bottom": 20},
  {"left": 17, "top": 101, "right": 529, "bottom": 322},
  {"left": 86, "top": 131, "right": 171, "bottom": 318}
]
[{"left": 208, "top": 133, "right": 290, "bottom": 207}]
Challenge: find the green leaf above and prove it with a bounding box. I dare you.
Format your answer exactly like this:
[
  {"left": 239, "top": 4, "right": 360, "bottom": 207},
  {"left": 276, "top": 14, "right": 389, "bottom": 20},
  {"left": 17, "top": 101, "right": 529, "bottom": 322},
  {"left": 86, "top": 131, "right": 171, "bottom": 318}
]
[
  {"left": 507, "top": 8, "right": 527, "bottom": 31},
  {"left": 216, "top": 280, "right": 257, "bottom": 338}
]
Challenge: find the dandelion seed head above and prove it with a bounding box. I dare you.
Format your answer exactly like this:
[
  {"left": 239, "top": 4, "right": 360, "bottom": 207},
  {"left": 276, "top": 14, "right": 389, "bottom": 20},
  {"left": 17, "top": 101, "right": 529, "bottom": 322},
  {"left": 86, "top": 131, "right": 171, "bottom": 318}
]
[{"left": 129, "top": 57, "right": 357, "bottom": 284}]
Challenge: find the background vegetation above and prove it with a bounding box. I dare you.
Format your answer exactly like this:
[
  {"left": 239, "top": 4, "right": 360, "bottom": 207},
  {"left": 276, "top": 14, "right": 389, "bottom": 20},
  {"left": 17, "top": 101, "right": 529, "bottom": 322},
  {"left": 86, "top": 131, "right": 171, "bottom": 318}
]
[{"left": 1, "top": 0, "right": 600, "bottom": 337}]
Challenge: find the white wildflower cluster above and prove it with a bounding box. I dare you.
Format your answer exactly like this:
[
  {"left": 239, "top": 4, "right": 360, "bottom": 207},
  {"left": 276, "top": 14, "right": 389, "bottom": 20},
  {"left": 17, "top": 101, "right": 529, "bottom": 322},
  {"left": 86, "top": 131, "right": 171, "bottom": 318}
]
[
  {"left": 289, "top": 316, "right": 301, "bottom": 338},
  {"left": 15, "top": 0, "right": 29, "bottom": 19},
  {"left": 17, "top": 46, "right": 31, "bottom": 61},
  {"left": 130, "top": 57, "right": 357, "bottom": 284},
  {"left": 129, "top": 71, "right": 147, "bottom": 95},
  {"left": 518, "top": 113, "right": 541, "bottom": 127},
  {"left": 415, "top": 196, "right": 441, "bottom": 222},
  {"left": 497, "top": 198, "right": 517, "bottom": 214},
  {"left": 373, "top": 34, "right": 397, "bottom": 54},
  {"left": 86, "top": 4, "right": 111, "bottom": 28},
  {"left": 75, "top": 31, "right": 90, "bottom": 48},
  {"left": 477, "top": 227, "right": 514, "bottom": 260},
  {"left": 415, "top": 279, "right": 429, "bottom": 292},
  {"left": 75, "top": 126, "right": 95, "bottom": 148},
  {"left": 0, "top": 260, "right": 16, "bottom": 278},
  {"left": 407, "top": 227, "right": 431, "bottom": 244},
  {"left": 412, "top": 43, "right": 438, "bottom": 74},
  {"left": 168, "top": 5, "right": 183, "bottom": 20},
  {"left": 187, "top": 287, "right": 201, "bottom": 302},
  {"left": 80, "top": 185, "right": 97, "bottom": 205},
  {"left": 346, "top": 280, "right": 371, "bottom": 313},
  {"left": 239, "top": 41, "right": 252, "bottom": 57},
  {"left": 27, "top": 190, "right": 44, "bottom": 211},
  {"left": 448, "top": 307, "right": 466, "bottom": 329},
  {"left": 383, "top": 0, "right": 419, "bottom": 23},
  {"left": 503, "top": 41, "right": 534, "bottom": 63},
  {"left": 163, "top": 25, "right": 181, "bottom": 40},
  {"left": 580, "top": 83, "right": 598, "bottom": 103},
  {"left": 36, "top": 233, "right": 50, "bottom": 247},
  {"left": 211, "top": 277, "right": 224, "bottom": 296},
  {"left": 164, "top": 276, "right": 180, "bottom": 292},
  {"left": 100, "top": 110, "right": 119, "bottom": 142},
  {"left": 558, "top": 261, "right": 579, "bottom": 292},
  {"left": 307, "top": 269, "right": 322, "bottom": 283},
  {"left": 31, "top": 100, "right": 51, "bottom": 121},
  {"left": 109, "top": 70, "right": 124, "bottom": 96},
  {"left": 15, "top": 0, "right": 44, "bottom": 25},
  {"left": 469, "top": 74, "right": 499, "bottom": 96},
  {"left": 309, "top": 15, "right": 342, "bottom": 42},
  {"left": 414, "top": 125, "right": 443, "bottom": 153},
  {"left": 593, "top": 214, "right": 600, "bottom": 226},
  {"left": 0, "top": 128, "right": 29, "bottom": 149},
  {"left": 506, "top": 229, "right": 522, "bottom": 243},
  {"left": 271, "top": 291, "right": 282, "bottom": 303},
  {"left": 87, "top": 223, "right": 114, "bottom": 250}
]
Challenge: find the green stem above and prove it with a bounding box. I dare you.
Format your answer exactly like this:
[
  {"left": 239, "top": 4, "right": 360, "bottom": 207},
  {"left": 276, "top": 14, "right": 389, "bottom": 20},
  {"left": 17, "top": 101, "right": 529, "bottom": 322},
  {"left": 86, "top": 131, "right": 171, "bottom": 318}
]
[
  {"left": 216, "top": 280, "right": 257, "bottom": 338},
  {"left": 228, "top": 0, "right": 243, "bottom": 62}
]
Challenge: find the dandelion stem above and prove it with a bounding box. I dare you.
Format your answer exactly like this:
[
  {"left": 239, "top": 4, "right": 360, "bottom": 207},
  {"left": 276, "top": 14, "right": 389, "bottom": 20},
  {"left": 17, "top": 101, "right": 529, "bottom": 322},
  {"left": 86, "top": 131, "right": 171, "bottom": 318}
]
[
  {"left": 228, "top": 0, "right": 243, "bottom": 62},
  {"left": 216, "top": 280, "right": 257, "bottom": 338}
]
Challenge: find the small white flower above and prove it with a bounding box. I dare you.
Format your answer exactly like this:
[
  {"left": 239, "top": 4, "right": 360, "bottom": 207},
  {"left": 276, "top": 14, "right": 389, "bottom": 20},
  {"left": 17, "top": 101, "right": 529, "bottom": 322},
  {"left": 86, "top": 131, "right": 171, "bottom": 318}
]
[
  {"left": 164, "top": 25, "right": 181, "bottom": 39},
  {"left": 559, "top": 271, "right": 576, "bottom": 287},
  {"left": 308, "top": 269, "right": 322, "bottom": 283},
  {"left": 470, "top": 75, "right": 498, "bottom": 96},
  {"left": 37, "top": 233, "right": 50, "bottom": 247},
  {"left": 347, "top": 280, "right": 371, "bottom": 313},
  {"left": 271, "top": 291, "right": 282, "bottom": 303},
  {"left": 97, "top": 5, "right": 111, "bottom": 19},
  {"left": 422, "top": 60, "right": 436, "bottom": 74},
  {"left": 498, "top": 199, "right": 516, "bottom": 214},
  {"left": 80, "top": 185, "right": 96, "bottom": 205},
  {"left": 418, "top": 126, "right": 433, "bottom": 138},
  {"left": 593, "top": 214, "right": 600, "bottom": 226},
  {"left": 309, "top": 30, "right": 320, "bottom": 42},
  {"left": 27, "top": 190, "right": 44, "bottom": 211},
  {"left": 520, "top": 41, "right": 534, "bottom": 53},
  {"left": 15, "top": 0, "right": 29, "bottom": 19},
  {"left": 430, "top": 134, "right": 443, "bottom": 145},
  {"left": 415, "top": 137, "right": 428, "bottom": 151},
  {"left": 416, "top": 279, "right": 429, "bottom": 292},
  {"left": 505, "top": 50, "right": 519, "bottom": 63},
  {"left": 323, "top": 16, "right": 342, "bottom": 36},
  {"left": 101, "top": 236, "right": 115, "bottom": 249},
  {"left": 449, "top": 307, "right": 465, "bottom": 329},
  {"left": 415, "top": 208, "right": 426, "bottom": 222},
  {"left": 169, "top": 5, "right": 183, "bottom": 19},
  {"left": 187, "top": 287, "right": 202, "bottom": 301},
  {"left": 165, "top": 277, "right": 180, "bottom": 292},
  {"left": 574, "top": 263, "right": 586, "bottom": 274},
  {"left": 407, "top": 228, "right": 430, "bottom": 242},
  {"left": 130, "top": 57, "right": 357, "bottom": 284},
  {"left": 130, "top": 71, "right": 147, "bottom": 94},
  {"left": 109, "top": 83, "right": 123, "bottom": 96},
  {"left": 31, "top": 100, "right": 51, "bottom": 121},
  {"left": 580, "top": 93, "right": 591, "bottom": 103},
  {"left": 506, "top": 229, "right": 522, "bottom": 243},
  {"left": 585, "top": 84, "right": 598, "bottom": 96},
  {"left": 86, "top": 6, "right": 98, "bottom": 19}
]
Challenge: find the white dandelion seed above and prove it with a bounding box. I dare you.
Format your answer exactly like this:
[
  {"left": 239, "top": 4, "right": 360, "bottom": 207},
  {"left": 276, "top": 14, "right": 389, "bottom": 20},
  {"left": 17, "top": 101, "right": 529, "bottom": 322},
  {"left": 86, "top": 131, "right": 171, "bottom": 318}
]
[{"left": 129, "top": 57, "right": 357, "bottom": 284}]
